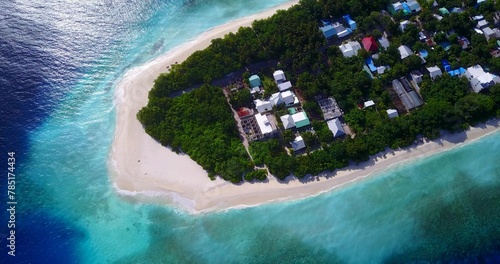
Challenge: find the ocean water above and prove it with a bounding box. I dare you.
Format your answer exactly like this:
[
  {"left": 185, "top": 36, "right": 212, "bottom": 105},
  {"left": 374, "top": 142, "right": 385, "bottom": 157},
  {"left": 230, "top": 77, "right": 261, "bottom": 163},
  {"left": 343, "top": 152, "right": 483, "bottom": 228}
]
[{"left": 0, "top": 0, "right": 499, "bottom": 263}]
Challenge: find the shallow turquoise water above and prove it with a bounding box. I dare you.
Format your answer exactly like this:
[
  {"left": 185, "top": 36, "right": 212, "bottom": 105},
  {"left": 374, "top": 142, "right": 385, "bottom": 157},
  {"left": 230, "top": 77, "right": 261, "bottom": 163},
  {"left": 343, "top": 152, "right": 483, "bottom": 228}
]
[{"left": 6, "top": 0, "right": 500, "bottom": 262}]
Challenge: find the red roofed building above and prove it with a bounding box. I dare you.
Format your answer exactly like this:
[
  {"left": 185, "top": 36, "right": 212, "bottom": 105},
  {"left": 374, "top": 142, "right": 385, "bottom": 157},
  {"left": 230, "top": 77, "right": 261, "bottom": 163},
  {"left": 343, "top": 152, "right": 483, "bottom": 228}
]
[{"left": 362, "top": 37, "right": 379, "bottom": 53}]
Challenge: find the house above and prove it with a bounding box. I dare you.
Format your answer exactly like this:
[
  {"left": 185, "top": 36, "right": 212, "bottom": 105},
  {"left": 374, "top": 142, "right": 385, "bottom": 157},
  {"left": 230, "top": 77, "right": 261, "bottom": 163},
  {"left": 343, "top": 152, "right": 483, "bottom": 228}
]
[
  {"left": 327, "top": 118, "right": 346, "bottom": 137},
  {"left": 400, "top": 20, "right": 411, "bottom": 32},
  {"left": 477, "top": 20, "right": 489, "bottom": 29},
  {"left": 389, "top": 2, "right": 403, "bottom": 15},
  {"left": 439, "top": 8, "right": 449, "bottom": 15},
  {"left": 398, "top": 45, "right": 413, "bottom": 59},
  {"left": 321, "top": 19, "right": 331, "bottom": 27},
  {"left": 337, "top": 28, "right": 353, "bottom": 38},
  {"left": 406, "top": 0, "right": 421, "bottom": 12},
  {"left": 280, "top": 90, "right": 296, "bottom": 105},
  {"left": 269, "top": 91, "right": 297, "bottom": 107},
  {"left": 292, "top": 112, "right": 310, "bottom": 128},
  {"left": 319, "top": 25, "right": 336, "bottom": 39},
  {"left": 255, "top": 113, "right": 275, "bottom": 137},
  {"left": 433, "top": 14, "right": 443, "bottom": 21},
  {"left": 483, "top": 27, "right": 497, "bottom": 41},
  {"left": 291, "top": 136, "right": 306, "bottom": 151},
  {"left": 464, "top": 65, "right": 500, "bottom": 93},
  {"left": 377, "top": 66, "right": 388, "bottom": 74},
  {"left": 280, "top": 112, "right": 310, "bottom": 129},
  {"left": 281, "top": 114, "right": 295, "bottom": 129},
  {"left": 450, "top": 7, "right": 463, "bottom": 13},
  {"left": 254, "top": 99, "right": 272, "bottom": 113},
  {"left": 386, "top": 109, "right": 399, "bottom": 119},
  {"left": 277, "top": 81, "right": 292, "bottom": 92},
  {"left": 458, "top": 36, "right": 470, "bottom": 49},
  {"left": 411, "top": 70, "right": 423, "bottom": 84},
  {"left": 427, "top": 66, "right": 443, "bottom": 80},
  {"left": 273, "top": 70, "right": 286, "bottom": 82},
  {"left": 366, "top": 57, "right": 377, "bottom": 72},
  {"left": 472, "top": 15, "right": 484, "bottom": 21},
  {"left": 250, "top": 87, "right": 261, "bottom": 94},
  {"left": 364, "top": 100, "right": 375, "bottom": 108},
  {"left": 378, "top": 36, "right": 390, "bottom": 49},
  {"left": 249, "top": 75, "right": 261, "bottom": 88},
  {"left": 339, "top": 41, "right": 362, "bottom": 57},
  {"left": 362, "top": 37, "right": 379, "bottom": 53},
  {"left": 331, "top": 22, "right": 346, "bottom": 35},
  {"left": 343, "top": 14, "right": 357, "bottom": 30}
]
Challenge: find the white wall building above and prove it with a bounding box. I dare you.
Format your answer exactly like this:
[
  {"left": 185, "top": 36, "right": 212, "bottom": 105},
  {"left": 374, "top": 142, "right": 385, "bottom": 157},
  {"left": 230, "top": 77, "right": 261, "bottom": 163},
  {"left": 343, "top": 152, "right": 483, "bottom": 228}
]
[
  {"left": 398, "top": 45, "right": 413, "bottom": 59},
  {"left": 255, "top": 113, "right": 275, "bottom": 136},
  {"left": 273, "top": 70, "right": 286, "bottom": 82},
  {"left": 326, "top": 118, "right": 345, "bottom": 137},
  {"left": 254, "top": 99, "right": 272, "bottom": 113},
  {"left": 339, "top": 41, "right": 362, "bottom": 58},
  {"left": 386, "top": 109, "right": 399, "bottom": 119},
  {"left": 278, "top": 81, "right": 292, "bottom": 92},
  {"left": 427, "top": 66, "right": 443, "bottom": 80},
  {"left": 291, "top": 136, "right": 306, "bottom": 151},
  {"left": 464, "top": 65, "right": 500, "bottom": 93}
]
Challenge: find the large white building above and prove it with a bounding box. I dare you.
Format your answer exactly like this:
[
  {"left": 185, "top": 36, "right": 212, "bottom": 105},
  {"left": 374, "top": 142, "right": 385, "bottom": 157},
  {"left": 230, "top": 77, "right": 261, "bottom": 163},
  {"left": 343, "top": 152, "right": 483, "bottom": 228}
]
[
  {"left": 464, "top": 65, "right": 500, "bottom": 93},
  {"left": 255, "top": 113, "right": 275, "bottom": 136},
  {"left": 339, "top": 41, "right": 362, "bottom": 58}
]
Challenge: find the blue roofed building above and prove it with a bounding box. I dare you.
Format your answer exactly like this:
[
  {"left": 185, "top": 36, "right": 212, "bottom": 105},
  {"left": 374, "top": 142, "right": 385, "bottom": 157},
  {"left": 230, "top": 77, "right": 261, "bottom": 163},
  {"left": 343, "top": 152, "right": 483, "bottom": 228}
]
[
  {"left": 406, "top": 0, "right": 421, "bottom": 12},
  {"left": 343, "top": 14, "right": 357, "bottom": 30},
  {"left": 365, "top": 57, "right": 377, "bottom": 72},
  {"left": 319, "top": 25, "right": 336, "bottom": 39},
  {"left": 401, "top": 2, "right": 412, "bottom": 15},
  {"left": 249, "top": 75, "right": 261, "bottom": 88}
]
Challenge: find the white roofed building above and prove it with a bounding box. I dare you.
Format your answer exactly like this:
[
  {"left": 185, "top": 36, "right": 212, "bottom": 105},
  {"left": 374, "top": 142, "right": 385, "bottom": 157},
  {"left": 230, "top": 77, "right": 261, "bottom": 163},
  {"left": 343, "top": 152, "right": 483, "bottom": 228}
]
[
  {"left": 339, "top": 41, "right": 362, "bottom": 57},
  {"left": 364, "top": 100, "right": 375, "bottom": 108},
  {"left": 280, "top": 90, "right": 295, "bottom": 105},
  {"left": 255, "top": 113, "right": 275, "bottom": 136},
  {"left": 327, "top": 118, "right": 346, "bottom": 137},
  {"left": 278, "top": 81, "right": 292, "bottom": 92},
  {"left": 427, "top": 66, "right": 443, "bottom": 80},
  {"left": 291, "top": 136, "right": 306, "bottom": 151},
  {"left": 280, "top": 114, "right": 295, "bottom": 129},
  {"left": 398, "top": 45, "right": 413, "bottom": 59},
  {"left": 483, "top": 27, "right": 497, "bottom": 41},
  {"left": 464, "top": 65, "right": 500, "bottom": 93},
  {"left": 254, "top": 99, "right": 272, "bottom": 113},
  {"left": 386, "top": 109, "right": 399, "bottom": 119},
  {"left": 378, "top": 36, "right": 390, "bottom": 49},
  {"left": 273, "top": 70, "right": 286, "bottom": 83}
]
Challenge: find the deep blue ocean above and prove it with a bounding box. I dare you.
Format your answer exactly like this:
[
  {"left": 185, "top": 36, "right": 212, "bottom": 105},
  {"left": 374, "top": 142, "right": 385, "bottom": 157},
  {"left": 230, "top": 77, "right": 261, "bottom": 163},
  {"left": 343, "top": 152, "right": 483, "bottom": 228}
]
[{"left": 0, "top": 0, "right": 499, "bottom": 263}]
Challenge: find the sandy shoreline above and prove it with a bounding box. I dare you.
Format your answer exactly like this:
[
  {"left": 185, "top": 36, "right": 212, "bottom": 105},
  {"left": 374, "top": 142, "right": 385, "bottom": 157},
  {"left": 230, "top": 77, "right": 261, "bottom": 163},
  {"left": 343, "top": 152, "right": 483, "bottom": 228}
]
[{"left": 108, "top": 1, "right": 500, "bottom": 214}]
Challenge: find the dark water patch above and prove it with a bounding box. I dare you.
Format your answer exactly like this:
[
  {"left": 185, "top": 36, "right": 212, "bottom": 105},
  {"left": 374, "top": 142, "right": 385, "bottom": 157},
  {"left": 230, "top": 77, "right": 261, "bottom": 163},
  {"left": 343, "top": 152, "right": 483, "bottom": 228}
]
[
  {"left": 384, "top": 171, "right": 500, "bottom": 263},
  {"left": 0, "top": 210, "right": 83, "bottom": 264}
]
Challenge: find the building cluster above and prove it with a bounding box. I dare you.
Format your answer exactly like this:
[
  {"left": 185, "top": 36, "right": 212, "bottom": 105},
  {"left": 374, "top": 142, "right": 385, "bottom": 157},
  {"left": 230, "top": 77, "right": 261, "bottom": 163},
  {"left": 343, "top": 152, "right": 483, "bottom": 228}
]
[
  {"left": 235, "top": 69, "right": 351, "bottom": 152},
  {"left": 319, "top": 0, "right": 500, "bottom": 117},
  {"left": 319, "top": 14, "right": 357, "bottom": 39}
]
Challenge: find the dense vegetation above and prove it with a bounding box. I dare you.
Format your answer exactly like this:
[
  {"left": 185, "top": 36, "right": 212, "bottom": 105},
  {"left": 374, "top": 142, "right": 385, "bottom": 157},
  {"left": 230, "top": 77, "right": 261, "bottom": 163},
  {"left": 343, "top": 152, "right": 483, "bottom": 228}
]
[
  {"left": 137, "top": 85, "right": 252, "bottom": 183},
  {"left": 139, "top": 0, "right": 500, "bottom": 182}
]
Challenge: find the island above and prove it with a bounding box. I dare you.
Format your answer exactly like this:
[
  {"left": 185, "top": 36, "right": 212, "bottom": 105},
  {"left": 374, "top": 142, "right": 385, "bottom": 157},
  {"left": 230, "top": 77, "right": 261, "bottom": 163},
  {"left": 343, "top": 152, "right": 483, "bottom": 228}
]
[{"left": 110, "top": 0, "right": 500, "bottom": 212}]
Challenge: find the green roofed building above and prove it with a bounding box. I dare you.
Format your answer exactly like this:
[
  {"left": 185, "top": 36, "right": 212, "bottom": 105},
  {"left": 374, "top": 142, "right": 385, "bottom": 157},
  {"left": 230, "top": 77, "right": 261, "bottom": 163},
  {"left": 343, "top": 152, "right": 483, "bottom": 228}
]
[
  {"left": 292, "top": 112, "right": 310, "bottom": 129},
  {"left": 249, "top": 75, "right": 261, "bottom": 88},
  {"left": 439, "top": 8, "right": 449, "bottom": 15}
]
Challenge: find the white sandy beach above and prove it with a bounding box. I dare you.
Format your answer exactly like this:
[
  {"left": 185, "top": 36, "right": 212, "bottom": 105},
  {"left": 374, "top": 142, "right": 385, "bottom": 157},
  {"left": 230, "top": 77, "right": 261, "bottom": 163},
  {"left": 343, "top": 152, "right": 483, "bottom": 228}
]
[{"left": 108, "top": 0, "right": 500, "bottom": 214}]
